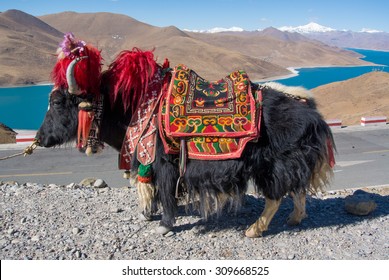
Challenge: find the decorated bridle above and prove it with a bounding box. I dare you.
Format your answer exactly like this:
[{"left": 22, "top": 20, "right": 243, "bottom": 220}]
[{"left": 49, "top": 33, "right": 104, "bottom": 155}]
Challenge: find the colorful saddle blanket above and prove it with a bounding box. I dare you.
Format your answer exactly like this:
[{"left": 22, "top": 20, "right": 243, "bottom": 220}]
[
  {"left": 161, "top": 64, "right": 262, "bottom": 160},
  {"left": 165, "top": 64, "right": 258, "bottom": 138}
]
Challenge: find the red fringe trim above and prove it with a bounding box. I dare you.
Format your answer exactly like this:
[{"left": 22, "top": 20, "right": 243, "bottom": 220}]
[{"left": 137, "top": 175, "right": 152, "bottom": 183}]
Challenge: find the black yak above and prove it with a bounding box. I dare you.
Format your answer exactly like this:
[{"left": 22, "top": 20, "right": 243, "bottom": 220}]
[{"left": 35, "top": 34, "right": 335, "bottom": 237}]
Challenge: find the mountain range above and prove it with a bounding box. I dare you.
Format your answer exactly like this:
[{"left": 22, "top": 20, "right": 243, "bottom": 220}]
[
  {"left": 0, "top": 9, "right": 380, "bottom": 86},
  {"left": 281, "top": 22, "right": 389, "bottom": 51},
  {"left": 191, "top": 22, "right": 389, "bottom": 51}
]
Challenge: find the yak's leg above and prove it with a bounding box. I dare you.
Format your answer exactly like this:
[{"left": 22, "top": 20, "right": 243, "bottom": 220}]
[
  {"left": 125, "top": 170, "right": 155, "bottom": 221},
  {"left": 287, "top": 191, "right": 307, "bottom": 226},
  {"left": 156, "top": 182, "right": 177, "bottom": 235},
  {"left": 136, "top": 181, "right": 156, "bottom": 221},
  {"left": 245, "top": 197, "right": 281, "bottom": 238},
  {"left": 155, "top": 168, "right": 178, "bottom": 235}
]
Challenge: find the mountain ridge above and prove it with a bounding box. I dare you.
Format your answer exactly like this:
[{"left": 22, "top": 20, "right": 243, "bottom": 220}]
[
  {"left": 187, "top": 22, "right": 389, "bottom": 51},
  {"left": 0, "top": 10, "right": 379, "bottom": 86}
]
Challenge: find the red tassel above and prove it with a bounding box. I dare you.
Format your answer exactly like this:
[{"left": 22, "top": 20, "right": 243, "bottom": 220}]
[
  {"left": 77, "top": 110, "right": 94, "bottom": 149},
  {"left": 105, "top": 48, "right": 158, "bottom": 113},
  {"left": 162, "top": 58, "right": 170, "bottom": 69}
]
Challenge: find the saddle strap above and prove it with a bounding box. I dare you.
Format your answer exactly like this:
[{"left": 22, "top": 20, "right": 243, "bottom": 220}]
[{"left": 175, "top": 138, "right": 187, "bottom": 198}]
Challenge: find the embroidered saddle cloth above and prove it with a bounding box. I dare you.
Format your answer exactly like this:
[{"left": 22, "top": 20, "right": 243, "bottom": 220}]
[
  {"left": 161, "top": 64, "right": 262, "bottom": 160},
  {"left": 165, "top": 64, "right": 258, "bottom": 137},
  {"left": 119, "top": 69, "right": 164, "bottom": 170}
]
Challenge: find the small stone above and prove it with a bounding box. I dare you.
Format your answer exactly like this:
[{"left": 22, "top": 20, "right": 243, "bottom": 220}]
[
  {"left": 20, "top": 217, "right": 27, "bottom": 224},
  {"left": 79, "top": 178, "right": 97, "bottom": 187},
  {"left": 165, "top": 231, "right": 175, "bottom": 237},
  {"left": 93, "top": 179, "right": 107, "bottom": 188},
  {"left": 75, "top": 250, "right": 81, "bottom": 258},
  {"left": 111, "top": 207, "right": 124, "bottom": 213},
  {"left": 66, "top": 183, "right": 76, "bottom": 189},
  {"left": 345, "top": 193, "right": 377, "bottom": 216},
  {"left": 31, "top": 235, "right": 40, "bottom": 242},
  {"left": 72, "top": 227, "right": 81, "bottom": 235},
  {"left": 0, "top": 238, "right": 8, "bottom": 247}
]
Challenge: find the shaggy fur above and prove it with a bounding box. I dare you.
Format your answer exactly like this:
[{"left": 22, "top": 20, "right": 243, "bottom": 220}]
[
  {"left": 36, "top": 48, "right": 335, "bottom": 237},
  {"left": 147, "top": 85, "right": 334, "bottom": 230}
]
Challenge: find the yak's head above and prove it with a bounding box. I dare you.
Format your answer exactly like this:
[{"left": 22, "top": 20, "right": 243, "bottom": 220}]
[{"left": 35, "top": 33, "right": 102, "bottom": 150}]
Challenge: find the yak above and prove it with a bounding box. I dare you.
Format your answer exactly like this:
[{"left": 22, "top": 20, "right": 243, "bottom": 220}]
[{"left": 35, "top": 34, "right": 335, "bottom": 238}]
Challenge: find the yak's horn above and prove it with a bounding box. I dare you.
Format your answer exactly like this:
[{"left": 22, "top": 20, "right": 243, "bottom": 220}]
[{"left": 66, "top": 56, "right": 88, "bottom": 95}]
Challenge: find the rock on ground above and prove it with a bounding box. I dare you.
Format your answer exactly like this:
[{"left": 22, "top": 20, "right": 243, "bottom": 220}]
[{"left": 0, "top": 181, "right": 388, "bottom": 260}]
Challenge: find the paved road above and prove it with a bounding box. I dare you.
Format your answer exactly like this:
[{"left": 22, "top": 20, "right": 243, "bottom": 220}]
[
  {"left": 330, "top": 125, "right": 389, "bottom": 189},
  {"left": 1, "top": 125, "right": 388, "bottom": 191}
]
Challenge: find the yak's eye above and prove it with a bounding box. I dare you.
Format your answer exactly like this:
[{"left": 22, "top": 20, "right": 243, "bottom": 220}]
[{"left": 51, "top": 99, "right": 63, "bottom": 107}]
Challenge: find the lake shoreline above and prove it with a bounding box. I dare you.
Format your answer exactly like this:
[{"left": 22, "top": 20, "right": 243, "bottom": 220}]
[
  {"left": 257, "top": 62, "right": 377, "bottom": 83},
  {"left": 0, "top": 82, "right": 53, "bottom": 89}
]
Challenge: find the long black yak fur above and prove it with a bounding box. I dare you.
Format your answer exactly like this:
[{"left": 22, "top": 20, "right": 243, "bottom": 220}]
[
  {"left": 36, "top": 50, "right": 335, "bottom": 237},
  {"left": 148, "top": 85, "right": 334, "bottom": 231}
]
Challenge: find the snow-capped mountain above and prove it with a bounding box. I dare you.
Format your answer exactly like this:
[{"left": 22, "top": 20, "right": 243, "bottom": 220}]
[
  {"left": 277, "top": 23, "right": 388, "bottom": 50},
  {"left": 184, "top": 21, "right": 388, "bottom": 50},
  {"left": 278, "top": 22, "right": 336, "bottom": 33},
  {"left": 360, "top": 28, "right": 384, "bottom": 33},
  {"left": 184, "top": 26, "right": 244, "bottom": 33}
]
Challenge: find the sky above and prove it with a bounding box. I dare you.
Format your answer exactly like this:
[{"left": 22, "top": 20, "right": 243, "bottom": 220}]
[{"left": 1, "top": 0, "right": 389, "bottom": 32}]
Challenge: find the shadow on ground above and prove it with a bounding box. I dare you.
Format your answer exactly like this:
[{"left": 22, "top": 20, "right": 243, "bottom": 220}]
[{"left": 170, "top": 191, "right": 389, "bottom": 236}]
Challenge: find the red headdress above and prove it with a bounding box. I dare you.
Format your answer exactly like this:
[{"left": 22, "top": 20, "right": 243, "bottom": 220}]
[
  {"left": 51, "top": 32, "right": 102, "bottom": 96},
  {"left": 105, "top": 48, "right": 159, "bottom": 113},
  {"left": 51, "top": 33, "right": 103, "bottom": 152}
]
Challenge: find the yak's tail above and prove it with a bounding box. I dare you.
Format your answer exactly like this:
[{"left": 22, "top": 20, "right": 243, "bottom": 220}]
[{"left": 309, "top": 120, "right": 336, "bottom": 194}]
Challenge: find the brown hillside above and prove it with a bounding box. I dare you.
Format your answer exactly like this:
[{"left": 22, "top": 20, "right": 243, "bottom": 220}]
[
  {"left": 0, "top": 10, "right": 62, "bottom": 85},
  {"left": 312, "top": 71, "right": 389, "bottom": 125},
  {"left": 188, "top": 27, "right": 372, "bottom": 68},
  {"left": 0, "top": 10, "right": 378, "bottom": 86},
  {"left": 38, "top": 12, "right": 289, "bottom": 81}
]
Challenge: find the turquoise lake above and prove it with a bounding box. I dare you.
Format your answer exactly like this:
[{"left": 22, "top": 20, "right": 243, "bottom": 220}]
[{"left": 1, "top": 49, "right": 388, "bottom": 130}]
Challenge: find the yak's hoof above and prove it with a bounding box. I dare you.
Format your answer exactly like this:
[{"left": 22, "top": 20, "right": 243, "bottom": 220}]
[
  {"left": 156, "top": 225, "right": 172, "bottom": 235},
  {"left": 287, "top": 213, "right": 307, "bottom": 226},
  {"left": 245, "top": 225, "right": 263, "bottom": 238},
  {"left": 138, "top": 212, "right": 152, "bottom": 221},
  {"left": 286, "top": 217, "right": 300, "bottom": 226}
]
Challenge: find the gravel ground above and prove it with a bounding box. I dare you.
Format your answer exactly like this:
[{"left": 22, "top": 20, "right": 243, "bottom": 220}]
[{"left": 0, "top": 180, "right": 388, "bottom": 260}]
